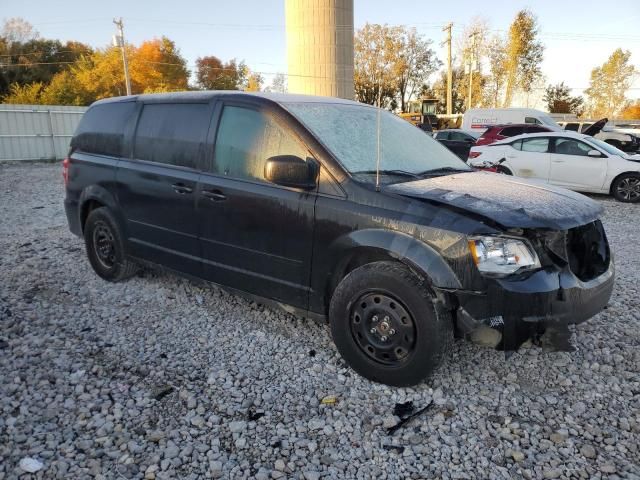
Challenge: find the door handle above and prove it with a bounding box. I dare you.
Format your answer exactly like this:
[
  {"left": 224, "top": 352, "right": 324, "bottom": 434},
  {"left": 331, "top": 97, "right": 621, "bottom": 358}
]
[
  {"left": 201, "top": 189, "right": 227, "bottom": 201},
  {"left": 172, "top": 183, "right": 193, "bottom": 194}
]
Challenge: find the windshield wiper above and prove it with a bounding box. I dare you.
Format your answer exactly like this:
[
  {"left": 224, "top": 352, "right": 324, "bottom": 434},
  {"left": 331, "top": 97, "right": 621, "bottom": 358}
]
[
  {"left": 417, "top": 167, "right": 471, "bottom": 176},
  {"left": 352, "top": 169, "right": 420, "bottom": 178}
]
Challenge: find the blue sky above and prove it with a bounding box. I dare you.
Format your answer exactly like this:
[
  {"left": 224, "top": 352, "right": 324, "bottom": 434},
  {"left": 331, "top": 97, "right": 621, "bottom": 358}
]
[{"left": 3, "top": 0, "right": 639, "bottom": 102}]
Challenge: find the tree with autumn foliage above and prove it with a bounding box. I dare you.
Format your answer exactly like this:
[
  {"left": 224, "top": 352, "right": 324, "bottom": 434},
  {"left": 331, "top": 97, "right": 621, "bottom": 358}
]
[
  {"left": 620, "top": 101, "right": 640, "bottom": 120},
  {"left": 503, "top": 10, "right": 544, "bottom": 107},
  {"left": 195, "top": 56, "right": 247, "bottom": 90},
  {"left": 585, "top": 49, "right": 636, "bottom": 118}
]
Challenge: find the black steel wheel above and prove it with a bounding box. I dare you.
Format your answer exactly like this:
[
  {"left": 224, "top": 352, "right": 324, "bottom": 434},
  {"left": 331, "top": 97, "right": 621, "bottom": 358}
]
[
  {"left": 612, "top": 173, "right": 640, "bottom": 203},
  {"left": 349, "top": 291, "right": 416, "bottom": 366},
  {"left": 84, "top": 207, "right": 138, "bottom": 281},
  {"left": 329, "top": 261, "right": 453, "bottom": 387}
]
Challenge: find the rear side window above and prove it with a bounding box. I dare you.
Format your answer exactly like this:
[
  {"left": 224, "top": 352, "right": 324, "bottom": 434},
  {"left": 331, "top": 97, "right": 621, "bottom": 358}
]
[
  {"left": 501, "top": 126, "right": 524, "bottom": 137},
  {"left": 213, "top": 105, "right": 309, "bottom": 182},
  {"left": 72, "top": 102, "right": 136, "bottom": 157},
  {"left": 521, "top": 138, "right": 550, "bottom": 153},
  {"left": 134, "top": 103, "right": 210, "bottom": 169}
]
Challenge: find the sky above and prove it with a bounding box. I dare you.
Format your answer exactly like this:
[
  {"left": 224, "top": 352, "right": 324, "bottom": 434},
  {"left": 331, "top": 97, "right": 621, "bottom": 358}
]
[{"left": 3, "top": 0, "right": 640, "bottom": 105}]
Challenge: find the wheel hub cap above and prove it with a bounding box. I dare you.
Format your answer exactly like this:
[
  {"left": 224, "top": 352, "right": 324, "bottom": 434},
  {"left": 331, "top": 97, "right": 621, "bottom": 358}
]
[
  {"left": 93, "top": 221, "right": 116, "bottom": 269},
  {"left": 350, "top": 292, "right": 417, "bottom": 365}
]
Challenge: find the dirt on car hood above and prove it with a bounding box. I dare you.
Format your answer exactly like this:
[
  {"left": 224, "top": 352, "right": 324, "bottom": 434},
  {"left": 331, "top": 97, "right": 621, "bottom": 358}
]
[{"left": 385, "top": 171, "right": 603, "bottom": 230}]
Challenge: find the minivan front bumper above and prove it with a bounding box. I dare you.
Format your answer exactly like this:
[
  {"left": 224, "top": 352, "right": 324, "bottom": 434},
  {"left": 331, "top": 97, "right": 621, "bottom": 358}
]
[{"left": 449, "top": 261, "right": 615, "bottom": 350}]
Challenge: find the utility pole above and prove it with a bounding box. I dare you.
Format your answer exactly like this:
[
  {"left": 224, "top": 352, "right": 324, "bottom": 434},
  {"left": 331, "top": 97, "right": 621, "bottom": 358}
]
[
  {"left": 467, "top": 31, "right": 478, "bottom": 110},
  {"left": 113, "top": 18, "right": 132, "bottom": 96},
  {"left": 441, "top": 23, "right": 453, "bottom": 115}
]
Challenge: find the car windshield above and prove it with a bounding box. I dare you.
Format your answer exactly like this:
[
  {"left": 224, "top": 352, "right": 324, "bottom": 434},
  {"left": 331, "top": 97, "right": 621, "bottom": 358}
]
[
  {"left": 283, "top": 102, "right": 470, "bottom": 181},
  {"left": 589, "top": 137, "right": 629, "bottom": 157}
]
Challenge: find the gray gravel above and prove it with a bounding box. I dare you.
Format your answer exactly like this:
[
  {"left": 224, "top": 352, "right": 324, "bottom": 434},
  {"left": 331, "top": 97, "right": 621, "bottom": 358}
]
[{"left": 1, "top": 163, "right": 639, "bottom": 479}]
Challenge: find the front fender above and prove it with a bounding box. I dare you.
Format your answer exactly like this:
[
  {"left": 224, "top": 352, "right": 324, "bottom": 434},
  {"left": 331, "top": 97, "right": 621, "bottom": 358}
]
[{"left": 329, "top": 229, "right": 463, "bottom": 289}]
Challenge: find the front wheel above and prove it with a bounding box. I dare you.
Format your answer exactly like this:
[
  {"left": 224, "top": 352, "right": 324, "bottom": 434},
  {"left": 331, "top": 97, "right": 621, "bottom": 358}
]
[
  {"left": 612, "top": 173, "right": 640, "bottom": 203},
  {"left": 329, "top": 261, "right": 453, "bottom": 387}
]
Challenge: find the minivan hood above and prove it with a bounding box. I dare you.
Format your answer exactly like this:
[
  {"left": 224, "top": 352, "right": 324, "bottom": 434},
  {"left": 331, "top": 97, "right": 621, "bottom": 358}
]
[
  {"left": 385, "top": 172, "right": 603, "bottom": 230},
  {"left": 583, "top": 117, "right": 608, "bottom": 136}
]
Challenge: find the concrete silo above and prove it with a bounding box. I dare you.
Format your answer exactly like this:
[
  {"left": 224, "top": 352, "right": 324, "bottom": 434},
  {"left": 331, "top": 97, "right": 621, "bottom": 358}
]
[{"left": 285, "top": 0, "right": 354, "bottom": 99}]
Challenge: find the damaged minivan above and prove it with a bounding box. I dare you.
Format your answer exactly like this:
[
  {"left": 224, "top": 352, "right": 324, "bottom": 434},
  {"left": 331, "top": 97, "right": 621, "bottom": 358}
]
[{"left": 64, "top": 92, "right": 614, "bottom": 386}]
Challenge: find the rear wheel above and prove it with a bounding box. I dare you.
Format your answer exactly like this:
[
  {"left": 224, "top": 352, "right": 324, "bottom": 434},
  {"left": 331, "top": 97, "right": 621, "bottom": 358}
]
[
  {"left": 84, "top": 207, "right": 138, "bottom": 281},
  {"left": 611, "top": 173, "right": 640, "bottom": 203},
  {"left": 329, "top": 261, "right": 453, "bottom": 387}
]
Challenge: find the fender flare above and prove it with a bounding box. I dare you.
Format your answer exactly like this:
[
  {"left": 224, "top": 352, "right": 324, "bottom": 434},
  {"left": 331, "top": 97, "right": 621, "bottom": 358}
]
[
  {"left": 327, "top": 229, "right": 463, "bottom": 290},
  {"left": 78, "top": 185, "right": 128, "bottom": 237}
]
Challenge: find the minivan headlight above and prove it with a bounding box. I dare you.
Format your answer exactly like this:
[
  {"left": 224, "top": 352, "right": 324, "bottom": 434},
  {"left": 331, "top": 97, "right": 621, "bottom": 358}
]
[{"left": 468, "top": 236, "right": 540, "bottom": 275}]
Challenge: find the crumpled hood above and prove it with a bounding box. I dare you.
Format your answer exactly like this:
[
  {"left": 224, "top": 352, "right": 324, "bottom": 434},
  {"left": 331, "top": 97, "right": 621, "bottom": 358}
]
[{"left": 385, "top": 172, "right": 603, "bottom": 230}]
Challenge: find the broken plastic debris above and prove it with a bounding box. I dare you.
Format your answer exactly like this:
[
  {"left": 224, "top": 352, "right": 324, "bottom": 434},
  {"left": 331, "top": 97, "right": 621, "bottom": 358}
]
[
  {"left": 19, "top": 457, "right": 43, "bottom": 473},
  {"left": 387, "top": 400, "right": 433, "bottom": 435},
  {"left": 321, "top": 395, "right": 338, "bottom": 405}
]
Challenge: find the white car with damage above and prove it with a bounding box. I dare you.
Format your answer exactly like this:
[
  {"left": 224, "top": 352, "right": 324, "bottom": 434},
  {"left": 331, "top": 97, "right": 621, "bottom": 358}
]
[{"left": 468, "top": 131, "right": 640, "bottom": 203}]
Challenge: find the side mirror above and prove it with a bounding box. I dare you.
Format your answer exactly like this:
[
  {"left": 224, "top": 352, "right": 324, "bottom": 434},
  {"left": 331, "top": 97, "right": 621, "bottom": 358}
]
[
  {"left": 264, "top": 155, "right": 317, "bottom": 189},
  {"left": 587, "top": 149, "right": 602, "bottom": 157}
]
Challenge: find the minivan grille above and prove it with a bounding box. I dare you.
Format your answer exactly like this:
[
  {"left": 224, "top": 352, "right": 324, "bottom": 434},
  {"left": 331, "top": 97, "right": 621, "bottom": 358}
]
[{"left": 566, "top": 220, "right": 610, "bottom": 282}]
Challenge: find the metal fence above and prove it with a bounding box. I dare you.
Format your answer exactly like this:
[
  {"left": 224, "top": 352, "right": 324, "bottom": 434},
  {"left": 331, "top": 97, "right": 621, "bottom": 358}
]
[{"left": 0, "top": 104, "right": 87, "bottom": 162}]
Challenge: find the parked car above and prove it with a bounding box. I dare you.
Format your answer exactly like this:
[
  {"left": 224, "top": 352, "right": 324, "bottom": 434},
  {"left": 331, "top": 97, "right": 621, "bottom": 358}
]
[
  {"left": 64, "top": 92, "right": 614, "bottom": 386},
  {"left": 468, "top": 131, "right": 640, "bottom": 202},
  {"left": 432, "top": 129, "right": 480, "bottom": 159},
  {"left": 475, "top": 124, "right": 554, "bottom": 146},
  {"left": 462, "top": 107, "right": 562, "bottom": 134},
  {"left": 557, "top": 119, "right": 640, "bottom": 153}
]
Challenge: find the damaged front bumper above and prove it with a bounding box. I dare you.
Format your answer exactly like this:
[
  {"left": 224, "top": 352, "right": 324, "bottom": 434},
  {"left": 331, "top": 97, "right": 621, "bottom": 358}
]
[{"left": 445, "top": 262, "right": 615, "bottom": 351}]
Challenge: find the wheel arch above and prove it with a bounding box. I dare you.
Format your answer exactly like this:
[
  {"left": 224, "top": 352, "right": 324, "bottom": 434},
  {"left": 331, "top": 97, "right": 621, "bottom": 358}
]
[
  {"left": 323, "top": 229, "right": 463, "bottom": 314},
  {"left": 78, "top": 185, "right": 126, "bottom": 235},
  {"left": 609, "top": 170, "right": 640, "bottom": 195}
]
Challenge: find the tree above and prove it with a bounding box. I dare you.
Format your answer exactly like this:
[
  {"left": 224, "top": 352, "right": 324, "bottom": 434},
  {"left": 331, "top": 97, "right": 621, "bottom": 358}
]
[
  {"left": 195, "top": 56, "right": 246, "bottom": 90},
  {"left": 1, "top": 17, "right": 38, "bottom": 46},
  {"left": 503, "top": 10, "right": 544, "bottom": 107},
  {"left": 394, "top": 27, "right": 439, "bottom": 112},
  {"left": 585, "top": 49, "right": 636, "bottom": 118},
  {"left": 354, "top": 23, "right": 403, "bottom": 108},
  {"left": 265, "top": 73, "right": 287, "bottom": 93},
  {"left": 620, "top": 101, "right": 640, "bottom": 120},
  {"left": 485, "top": 34, "right": 508, "bottom": 107},
  {"left": 1, "top": 81, "right": 44, "bottom": 103},
  {"left": 244, "top": 71, "right": 263, "bottom": 92},
  {"left": 431, "top": 66, "right": 466, "bottom": 113},
  {"left": 543, "top": 82, "right": 584, "bottom": 115}
]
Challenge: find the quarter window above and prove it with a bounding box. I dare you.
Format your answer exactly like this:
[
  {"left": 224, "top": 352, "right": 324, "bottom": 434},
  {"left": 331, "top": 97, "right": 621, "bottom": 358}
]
[
  {"left": 554, "top": 138, "right": 593, "bottom": 156},
  {"left": 521, "top": 138, "right": 550, "bottom": 153},
  {"left": 72, "top": 102, "right": 136, "bottom": 157},
  {"left": 134, "top": 103, "right": 210, "bottom": 169},
  {"left": 213, "top": 106, "right": 309, "bottom": 182}
]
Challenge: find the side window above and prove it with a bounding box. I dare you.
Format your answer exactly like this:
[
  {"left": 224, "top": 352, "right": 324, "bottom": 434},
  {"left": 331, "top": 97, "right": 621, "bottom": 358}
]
[
  {"left": 134, "top": 103, "right": 210, "bottom": 169},
  {"left": 449, "top": 132, "right": 467, "bottom": 141},
  {"left": 565, "top": 123, "right": 580, "bottom": 132},
  {"left": 72, "top": 102, "right": 136, "bottom": 157},
  {"left": 525, "top": 116, "right": 542, "bottom": 125},
  {"left": 213, "top": 105, "right": 309, "bottom": 182},
  {"left": 554, "top": 138, "right": 592, "bottom": 156},
  {"left": 521, "top": 138, "right": 550, "bottom": 153},
  {"left": 511, "top": 139, "right": 523, "bottom": 150},
  {"left": 501, "top": 126, "right": 524, "bottom": 137}
]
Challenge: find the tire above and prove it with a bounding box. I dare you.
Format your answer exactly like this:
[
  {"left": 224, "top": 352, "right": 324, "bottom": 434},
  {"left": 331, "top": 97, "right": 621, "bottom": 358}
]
[
  {"left": 496, "top": 165, "right": 513, "bottom": 175},
  {"left": 611, "top": 173, "right": 640, "bottom": 203},
  {"left": 329, "top": 261, "right": 453, "bottom": 387},
  {"left": 84, "top": 207, "right": 138, "bottom": 281}
]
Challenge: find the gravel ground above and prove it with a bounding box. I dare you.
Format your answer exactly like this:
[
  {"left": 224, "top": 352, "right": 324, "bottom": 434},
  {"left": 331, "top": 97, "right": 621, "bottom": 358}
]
[{"left": 1, "top": 163, "right": 638, "bottom": 480}]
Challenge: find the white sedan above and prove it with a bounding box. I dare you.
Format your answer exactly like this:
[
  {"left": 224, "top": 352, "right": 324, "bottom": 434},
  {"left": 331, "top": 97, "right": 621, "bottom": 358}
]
[{"left": 468, "top": 131, "right": 640, "bottom": 202}]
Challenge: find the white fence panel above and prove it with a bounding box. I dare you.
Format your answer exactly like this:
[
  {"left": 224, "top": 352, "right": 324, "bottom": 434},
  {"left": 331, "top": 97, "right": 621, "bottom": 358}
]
[{"left": 0, "top": 104, "right": 87, "bottom": 162}]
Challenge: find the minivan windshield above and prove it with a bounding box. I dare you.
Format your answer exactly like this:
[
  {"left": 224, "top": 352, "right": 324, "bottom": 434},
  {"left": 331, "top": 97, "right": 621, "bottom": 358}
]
[{"left": 283, "top": 102, "right": 470, "bottom": 181}]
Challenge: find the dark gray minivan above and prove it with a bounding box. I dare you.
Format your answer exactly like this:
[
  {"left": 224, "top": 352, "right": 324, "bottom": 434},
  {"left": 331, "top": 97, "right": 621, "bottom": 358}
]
[{"left": 64, "top": 92, "right": 614, "bottom": 386}]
